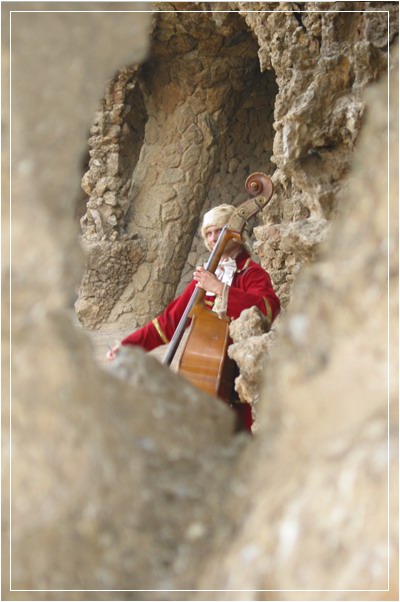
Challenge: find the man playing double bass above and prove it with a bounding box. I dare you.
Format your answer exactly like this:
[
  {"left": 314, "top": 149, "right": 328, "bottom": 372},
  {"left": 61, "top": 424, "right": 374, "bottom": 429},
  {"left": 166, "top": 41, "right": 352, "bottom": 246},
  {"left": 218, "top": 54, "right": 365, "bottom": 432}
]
[{"left": 107, "top": 203, "right": 280, "bottom": 430}]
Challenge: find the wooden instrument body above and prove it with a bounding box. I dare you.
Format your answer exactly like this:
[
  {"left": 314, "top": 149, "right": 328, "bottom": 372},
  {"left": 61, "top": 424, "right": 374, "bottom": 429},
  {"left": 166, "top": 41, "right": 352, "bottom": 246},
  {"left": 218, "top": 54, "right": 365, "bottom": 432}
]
[
  {"left": 175, "top": 229, "right": 241, "bottom": 400},
  {"left": 177, "top": 305, "right": 235, "bottom": 402}
]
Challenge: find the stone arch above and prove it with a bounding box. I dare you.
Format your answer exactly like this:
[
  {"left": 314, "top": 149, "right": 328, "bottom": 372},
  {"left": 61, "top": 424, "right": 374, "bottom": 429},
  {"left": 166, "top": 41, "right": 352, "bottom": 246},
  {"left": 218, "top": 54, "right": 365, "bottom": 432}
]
[{"left": 76, "top": 11, "right": 278, "bottom": 333}]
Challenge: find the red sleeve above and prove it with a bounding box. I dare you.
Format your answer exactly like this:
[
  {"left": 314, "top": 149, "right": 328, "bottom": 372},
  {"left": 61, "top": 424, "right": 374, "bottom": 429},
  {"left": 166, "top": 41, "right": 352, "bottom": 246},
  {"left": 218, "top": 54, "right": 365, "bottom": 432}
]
[
  {"left": 121, "top": 280, "right": 196, "bottom": 351},
  {"left": 227, "top": 263, "right": 280, "bottom": 322}
]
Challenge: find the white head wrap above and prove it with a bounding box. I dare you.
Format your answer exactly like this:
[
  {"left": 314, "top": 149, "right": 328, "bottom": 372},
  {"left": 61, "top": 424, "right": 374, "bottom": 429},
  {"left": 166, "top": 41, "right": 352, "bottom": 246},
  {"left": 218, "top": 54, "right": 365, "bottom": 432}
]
[{"left": 201, "top": 203, "right": 253, "bottom": 254}]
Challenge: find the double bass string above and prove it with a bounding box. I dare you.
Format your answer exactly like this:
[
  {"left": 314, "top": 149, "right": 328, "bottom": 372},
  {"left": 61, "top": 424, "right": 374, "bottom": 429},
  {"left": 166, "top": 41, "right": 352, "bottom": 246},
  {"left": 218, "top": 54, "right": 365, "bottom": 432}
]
[{"left": 162, "top": 225, "right": 229, "bottom": 366}]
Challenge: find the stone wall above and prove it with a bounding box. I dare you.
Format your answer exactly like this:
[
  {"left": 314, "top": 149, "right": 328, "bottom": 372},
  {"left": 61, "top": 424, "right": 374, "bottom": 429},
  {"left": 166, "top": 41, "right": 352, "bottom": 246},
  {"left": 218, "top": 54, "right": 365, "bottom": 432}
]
[
  {"left": 241, "top": 2, "right": 395, "bottom": 308},
  {"left": 195, "top": 40, "right": 399, "bottom": 595},
  {"left": 77, "top": 9, "right": 274, "bottom": 331},
  {"left": 75, "top": 66, "right": 147, "bottom": 327},
  {"left": 76, "top": 3, "right": 396, "bottom": 339},
  {"left": 177, "top": 70, "right": 278, "bottom": 293},
  {"left": 4, "top": 3, "right": 398, "bottom": 600}
]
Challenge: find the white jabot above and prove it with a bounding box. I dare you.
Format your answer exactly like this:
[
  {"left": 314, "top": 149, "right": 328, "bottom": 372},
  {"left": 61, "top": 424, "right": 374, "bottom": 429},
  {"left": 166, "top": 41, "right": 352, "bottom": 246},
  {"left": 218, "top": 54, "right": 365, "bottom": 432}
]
[
  {"left": 204, "top": 257, "right": 237, "bottom": 296},
  {"left": 201, "top": 256, "right": 238, "bottom": 318}
]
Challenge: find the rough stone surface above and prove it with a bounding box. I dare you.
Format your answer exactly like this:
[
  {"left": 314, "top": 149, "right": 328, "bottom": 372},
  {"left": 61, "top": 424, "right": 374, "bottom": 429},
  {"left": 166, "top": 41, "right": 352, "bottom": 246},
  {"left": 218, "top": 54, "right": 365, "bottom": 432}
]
[
  {"left": 4, "top": 3, "right": 399, "bottom": 601},
  {"left": 229, "top": 304, "right": 271, "bottom": 343},
  {"left": 10, "top": 337, "right": 240, "bottom": 594},
  {"left": 228, "top": 306, "right": 276, "bottom": 415},
  {"left": 239, "top": 2, "right": 396, "bottom": 309},
  {"left": 75, "top": 3, "right": 395, "bottom": 360},
  {"left": 76, "top": 8, "right": 278, "bottom": 329},
  {"left": 5, "top": 7, "right": 245, "bottom": 597},
  {"left": 195, "top": 37, "right": 399, "bottom": 598}
]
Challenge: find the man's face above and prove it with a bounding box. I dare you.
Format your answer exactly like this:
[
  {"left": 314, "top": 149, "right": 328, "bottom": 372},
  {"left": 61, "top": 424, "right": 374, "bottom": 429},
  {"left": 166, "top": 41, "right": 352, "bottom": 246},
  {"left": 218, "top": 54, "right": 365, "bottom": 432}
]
[
  {"left": 205, "top": 225, "right": 241, "bottom": 255},
  {"left": 205, "top": 225, "right": 223, "bottom": 250}
]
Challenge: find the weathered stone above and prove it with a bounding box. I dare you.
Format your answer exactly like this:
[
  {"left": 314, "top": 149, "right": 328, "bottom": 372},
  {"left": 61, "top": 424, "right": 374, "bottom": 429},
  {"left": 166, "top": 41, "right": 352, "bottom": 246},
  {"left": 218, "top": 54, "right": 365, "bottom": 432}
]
[
  {"left": 228, "top": 306, "right": 275, "bottom": 409},
  {"left": 8, "top": 5, "right": 397, "bottom": 599},
  {"left": 229, "top": 332, "right": 271, "bottom": 411},
  {"left": 237, "top": 5, "right": 394, "bottom": 307},
  {"left": 181, "top": 143, "right": 201, "bottom": 171},
  {"left": 161, "top": 200, "right": 184, "bottom": 222},
  {"left": 103, "top": 191, "right": 117, "bottom": 206},
  {"left": 80, "top": 11, "right": 268, "bottom": 332},
  {"left": 229, "top": 305, "right": 271, "bottom": 343},
  {"left": 159, "top": 167, "right": 184, "bottom": 184},
  {"left": 195, "top": 33, "right": 398, "bottom": 597}
]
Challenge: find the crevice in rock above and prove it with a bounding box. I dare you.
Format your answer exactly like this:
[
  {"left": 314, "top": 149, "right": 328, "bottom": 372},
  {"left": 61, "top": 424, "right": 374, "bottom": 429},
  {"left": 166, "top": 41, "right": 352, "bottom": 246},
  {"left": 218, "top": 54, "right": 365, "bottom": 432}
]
[
  {"left": 119, "top": 80, "right": 148, "bottom": 232},
  {"left": 293, "top": 4, "right": 307, "bottom": 32}
]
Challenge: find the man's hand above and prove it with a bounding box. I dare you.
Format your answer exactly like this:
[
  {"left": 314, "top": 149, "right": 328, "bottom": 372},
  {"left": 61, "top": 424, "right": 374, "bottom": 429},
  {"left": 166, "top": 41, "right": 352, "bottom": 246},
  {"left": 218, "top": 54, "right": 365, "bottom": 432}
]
[{"left": 193, "top": 266, "right": 224, "bottom": 296}]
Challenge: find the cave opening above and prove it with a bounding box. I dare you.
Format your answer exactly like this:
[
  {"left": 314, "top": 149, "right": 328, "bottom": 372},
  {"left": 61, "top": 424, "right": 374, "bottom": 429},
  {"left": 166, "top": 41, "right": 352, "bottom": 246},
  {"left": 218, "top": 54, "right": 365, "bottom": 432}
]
[{"left": 76, "top": 11, "right": 278, "bottom": 360}]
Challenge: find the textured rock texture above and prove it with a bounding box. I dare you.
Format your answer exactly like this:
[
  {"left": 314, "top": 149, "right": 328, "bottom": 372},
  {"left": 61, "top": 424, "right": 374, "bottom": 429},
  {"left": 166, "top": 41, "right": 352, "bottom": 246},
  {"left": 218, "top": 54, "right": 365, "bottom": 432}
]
[
  {"left": 195, "top": 37, "right": 399, "bottom": 599},
  {"left": 76, "top": 3, "right": 396, "bottom": 338},
  {"left": 4, "top": 2, "right": 398, "bottom": 601},
  {"left": 228, "top": 306, "right": 275, "bottom": 416},
  {"left": 10, "top": 338, "right": 240, "bottom": 594},
  {"left": 5, "top": 5, "right": 243, "bottom": 599},
  {"left": 241, "top": 2, "right": 396, "bottom": 309},
  {"left": 77, "top": 8, "right": 278, "bottom": 331}
]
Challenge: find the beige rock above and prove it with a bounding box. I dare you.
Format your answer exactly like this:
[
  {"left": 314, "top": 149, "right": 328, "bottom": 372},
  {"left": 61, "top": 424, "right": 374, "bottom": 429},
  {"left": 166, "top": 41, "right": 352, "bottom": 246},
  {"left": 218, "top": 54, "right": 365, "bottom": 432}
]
[
  {"left": 5, "top": 3, "right": 398, "bottom": 600},
  {"left": 77, "top": 9, "right": 276, "bottom": 330},
  {"left": 229, "top": 305, "right": 271, "bottom": 343},
  {"left": 195, "top": 35, "right": 398, "bottom": 599},
  {"left": 228, "top": 306, "right": 275, "bottom": 411},
  {"left": 240, "top": 5, "right": 393, "bottom": 308}
]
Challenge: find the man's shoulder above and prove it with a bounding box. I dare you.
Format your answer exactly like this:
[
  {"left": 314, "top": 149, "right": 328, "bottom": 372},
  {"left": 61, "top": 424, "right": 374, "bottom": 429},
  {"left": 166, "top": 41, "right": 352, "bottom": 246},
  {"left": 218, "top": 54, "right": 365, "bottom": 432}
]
[
  {"left": 240, "top": 260, "right": 274, "bottom": 288},
  {"left": 238, "top": 256, "right": 268, "bottom": 274}
]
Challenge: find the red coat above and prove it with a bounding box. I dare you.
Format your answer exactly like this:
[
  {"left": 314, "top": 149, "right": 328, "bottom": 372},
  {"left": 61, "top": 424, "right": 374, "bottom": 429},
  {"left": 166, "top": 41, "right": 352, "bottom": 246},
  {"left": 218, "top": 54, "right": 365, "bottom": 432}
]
[{"left": 121, "top": 251, "right": 280, "bottom": 431}]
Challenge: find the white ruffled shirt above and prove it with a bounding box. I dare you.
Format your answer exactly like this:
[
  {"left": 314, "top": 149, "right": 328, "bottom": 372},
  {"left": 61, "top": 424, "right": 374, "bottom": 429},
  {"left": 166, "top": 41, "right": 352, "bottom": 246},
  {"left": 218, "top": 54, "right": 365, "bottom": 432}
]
[
  {"left": 204, "top": 257, "right": 237, "bottom": 318},
  {"left": 204, "top": 257, "right": 237, "bottom": 296}
]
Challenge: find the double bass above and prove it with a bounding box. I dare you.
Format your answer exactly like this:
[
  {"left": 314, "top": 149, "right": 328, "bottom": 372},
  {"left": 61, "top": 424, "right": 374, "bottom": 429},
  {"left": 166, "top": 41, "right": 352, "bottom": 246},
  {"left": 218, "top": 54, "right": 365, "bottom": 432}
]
[{"left": 163, "top": 172, "right": 274, "bottom": 401}]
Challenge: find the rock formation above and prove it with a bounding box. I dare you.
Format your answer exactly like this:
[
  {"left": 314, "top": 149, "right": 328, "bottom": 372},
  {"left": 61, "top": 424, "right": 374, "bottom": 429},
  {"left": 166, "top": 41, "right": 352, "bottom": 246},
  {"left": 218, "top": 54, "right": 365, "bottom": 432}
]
[
  {"left": 76, "top": 3, "right": 396, "bottom": 338},
  {"left": 196, "top": 37, "right": 399, "bottom": 598},
  {"left": 76, "top": 7, "right": 278, "bottom": 333},
  {"left": 3, "top": 2, "right": 398, "bottom": 600}
]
